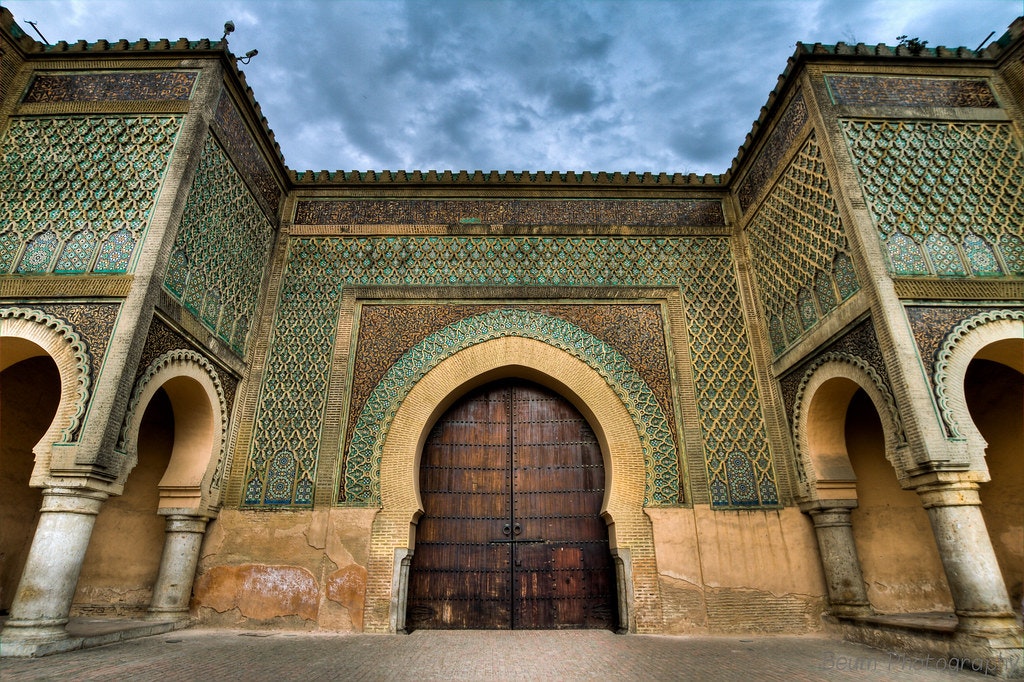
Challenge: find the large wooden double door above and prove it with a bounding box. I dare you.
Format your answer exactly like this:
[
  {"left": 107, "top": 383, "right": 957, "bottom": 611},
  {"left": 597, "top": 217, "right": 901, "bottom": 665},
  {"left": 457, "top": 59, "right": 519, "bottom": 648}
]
[{"left": 407, "top": 379, "right": 618, "bottom": 630}]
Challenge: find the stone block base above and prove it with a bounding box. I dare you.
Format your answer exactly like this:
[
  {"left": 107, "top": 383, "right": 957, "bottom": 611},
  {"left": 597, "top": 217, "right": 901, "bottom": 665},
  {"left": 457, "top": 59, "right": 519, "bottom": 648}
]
[
  {"left": 0, "top": 617, "right": 190, "bottom": 658},
  {"left": 839, "top": 615, "right": 1023, "bottom": 678}
]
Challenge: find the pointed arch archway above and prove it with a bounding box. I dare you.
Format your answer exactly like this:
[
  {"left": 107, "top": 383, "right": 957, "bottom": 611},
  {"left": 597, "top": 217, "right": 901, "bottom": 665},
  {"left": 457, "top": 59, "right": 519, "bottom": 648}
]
[
  {"left": 74, "top": 349, "right": 230, "bottom": 617},
  {"left": 0, "top": 307, "right": 93, "bottom": 484},
  {"left": 362, "top": 334, "right": 662, "bottom": 634},
  {"left": 933, "top": 310, "right": 1024, "bottom": 614},
  {"left": 793, "top": 352, "right": 952, "bottom": 615}
]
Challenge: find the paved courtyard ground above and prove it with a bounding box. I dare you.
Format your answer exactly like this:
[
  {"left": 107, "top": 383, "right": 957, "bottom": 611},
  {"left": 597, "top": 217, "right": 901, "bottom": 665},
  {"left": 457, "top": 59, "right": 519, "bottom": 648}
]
[{"left": 0, "top": 628, "right": 1002, "bottom": 681}]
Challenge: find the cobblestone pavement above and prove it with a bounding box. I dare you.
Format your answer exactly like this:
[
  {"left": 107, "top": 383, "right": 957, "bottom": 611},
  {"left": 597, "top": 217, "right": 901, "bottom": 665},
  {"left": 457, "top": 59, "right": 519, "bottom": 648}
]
[{"left": 0, "top": 629, "right": 999, "bottom": 681}]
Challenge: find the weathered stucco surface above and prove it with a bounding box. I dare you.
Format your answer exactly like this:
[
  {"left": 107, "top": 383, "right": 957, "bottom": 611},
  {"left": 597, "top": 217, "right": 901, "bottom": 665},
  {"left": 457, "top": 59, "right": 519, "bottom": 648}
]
[
  {"left": 193, "top": 509, "right": 377, "bottom": 629},
  {"left": 647, "top": 506, "right": 827, "bottom": 633}
]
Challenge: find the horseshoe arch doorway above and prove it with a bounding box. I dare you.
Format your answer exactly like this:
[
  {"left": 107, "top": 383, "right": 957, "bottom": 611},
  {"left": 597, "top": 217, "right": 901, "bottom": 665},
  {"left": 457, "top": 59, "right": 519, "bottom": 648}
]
[{"left": 406, "top": 378, "right": 619, "bottom": 630}]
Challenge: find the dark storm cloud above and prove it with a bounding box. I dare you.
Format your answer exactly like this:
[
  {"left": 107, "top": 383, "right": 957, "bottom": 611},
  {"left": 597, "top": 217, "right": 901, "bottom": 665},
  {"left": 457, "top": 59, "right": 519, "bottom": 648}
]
[{"left": 4, "top": 0, "right": 1018, "bottom": 173}]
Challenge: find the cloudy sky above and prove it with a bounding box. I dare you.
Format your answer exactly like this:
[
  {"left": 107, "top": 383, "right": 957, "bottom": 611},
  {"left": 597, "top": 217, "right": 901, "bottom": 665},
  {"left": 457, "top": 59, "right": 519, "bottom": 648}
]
[{"left": 3, "top": 1, "right": 1019, "bottom": 174}]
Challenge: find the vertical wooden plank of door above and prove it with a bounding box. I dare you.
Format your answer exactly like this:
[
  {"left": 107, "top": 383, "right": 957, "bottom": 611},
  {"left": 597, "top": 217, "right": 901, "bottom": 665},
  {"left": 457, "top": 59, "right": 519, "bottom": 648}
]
[
  {"left": 407, "top": 385, "right": 512, "bottom": 629},
  {"left": 511, "top": 380, "right": 618, "bottom": 630}
]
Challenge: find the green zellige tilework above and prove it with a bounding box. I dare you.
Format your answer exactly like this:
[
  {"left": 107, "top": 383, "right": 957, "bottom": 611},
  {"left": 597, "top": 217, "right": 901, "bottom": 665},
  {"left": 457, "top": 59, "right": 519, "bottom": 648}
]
[
  {"left": 164, "top": 134, "right": 275, "bottom": 354},
  {"left": 242, "top": 236, "right": 778, "bottom": 509},
  {"left": 842, "top": 121, "right": 1024, "bottom": 277},
  {"left": 678, "top": 239, "right": 779, "bottom": 507},
  {"left": 0, "top": 116, "right": 181, "bottom": 274},
  {"left": 746, "top": 134, "right": 859, "bottom": 357}
]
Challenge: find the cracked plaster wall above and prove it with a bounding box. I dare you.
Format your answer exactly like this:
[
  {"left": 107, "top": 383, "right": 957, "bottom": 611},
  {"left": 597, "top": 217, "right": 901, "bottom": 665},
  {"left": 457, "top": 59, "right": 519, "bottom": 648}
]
[
  {"left": 648, "top": 506, "right": 828, "bottom": 634},
  {"left": 193, "top": 509, "right": 376, "bottom": 631}
]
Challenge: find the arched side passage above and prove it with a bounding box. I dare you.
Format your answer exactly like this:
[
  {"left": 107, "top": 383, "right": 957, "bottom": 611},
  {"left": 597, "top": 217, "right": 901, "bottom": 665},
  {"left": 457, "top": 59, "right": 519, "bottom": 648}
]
[
  {"left": 117, "top": 349, "right": 228, "bottom": 514},
  {"left": 362, "top": 336, "right": 662, "bottom": 634},
  {"left": 934, "top": 310, "right": 1024, "bottom": 472},
  {"left": 792, "top": 351, "right": 909, "bottom": 497},
  {"left": 0, "top": 307, "right": 93, "bottom": 485}
]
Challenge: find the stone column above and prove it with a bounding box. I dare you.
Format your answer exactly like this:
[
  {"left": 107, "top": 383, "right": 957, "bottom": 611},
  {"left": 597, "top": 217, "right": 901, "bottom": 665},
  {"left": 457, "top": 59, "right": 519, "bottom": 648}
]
[
  {"left": 802, "top": 499, "right": 872, "bottom": 617},
  {"left": 147, "top": 514, "right": 209, "bottom": 618},
  {"left": 2, "top": 487, "right": 108, "bottom": 643},
  {"left": 914, "top": 475, "right": 1017, "bottom": 634}
]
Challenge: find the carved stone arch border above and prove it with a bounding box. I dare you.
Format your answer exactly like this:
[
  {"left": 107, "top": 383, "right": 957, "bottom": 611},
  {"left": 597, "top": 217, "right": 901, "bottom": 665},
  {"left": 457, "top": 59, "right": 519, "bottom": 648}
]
[
  {"left": 117, "top": 349, "right": 228, "bottom": 514},
  {"left": 344, "top": 308, "right": 679, "bottom": 507},
  {"left": 933, "top": 309, "right": 1024, "bottom": 473},
  {"left": 792, "top": 351, "right": 909, "bottom": 496},
  {"left": 362, "top": 336, "right": 662, "bottom": 634},
  {"left": 0, "top": 307, "right": 92, "bottom": 484}
]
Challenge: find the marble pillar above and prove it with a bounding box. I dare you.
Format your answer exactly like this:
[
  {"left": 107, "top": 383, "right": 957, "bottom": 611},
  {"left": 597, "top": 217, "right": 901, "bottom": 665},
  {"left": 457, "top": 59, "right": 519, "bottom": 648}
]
[
  {"left": 803, "top": 499, "right": 872, "bottom": 617},
  {"left": 148, "top": 514, "right": 209, "bottom": 617},
  {"left": 1, "top": 487, "right": 108, "bottom": 642},
  {"left": 916, "top": 477, "right": 1017, "bottom": 635}
]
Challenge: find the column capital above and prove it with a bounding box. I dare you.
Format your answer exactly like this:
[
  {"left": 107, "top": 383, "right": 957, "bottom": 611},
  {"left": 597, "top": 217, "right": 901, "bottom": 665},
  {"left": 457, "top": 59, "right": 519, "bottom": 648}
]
[
  {"left": 39, "top": 487, "right": 109, "bottom": 515},
  {"left": 800, "top": 498, "right": 858, "bottom": 514},
  {"left": 912, "top": 476, "right": 982, "bottom": 509},
  {"left": 162, "top": 514, "right": 210, "bottom": 534}
]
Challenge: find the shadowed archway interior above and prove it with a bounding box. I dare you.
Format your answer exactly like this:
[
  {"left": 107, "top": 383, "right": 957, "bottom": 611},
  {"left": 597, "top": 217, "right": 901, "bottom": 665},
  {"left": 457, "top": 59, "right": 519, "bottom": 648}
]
[{"left": 0, "top": 353, "right": 59, "bottom": 614}]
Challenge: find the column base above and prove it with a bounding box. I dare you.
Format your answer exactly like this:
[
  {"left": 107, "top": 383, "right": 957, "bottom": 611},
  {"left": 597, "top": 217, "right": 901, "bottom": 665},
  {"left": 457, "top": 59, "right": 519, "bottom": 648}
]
[
  {"left": 955, "top": 612, "right": 1022, "bottom": 636},
  {"left": 829, "top": 602, "right": 872, "bottom": 618},
  {"left": 0, "top": 621, "right": 78, "bottom": 658},
  {"left": 145, "top": 607, "right": 190, "bottom": 621}
]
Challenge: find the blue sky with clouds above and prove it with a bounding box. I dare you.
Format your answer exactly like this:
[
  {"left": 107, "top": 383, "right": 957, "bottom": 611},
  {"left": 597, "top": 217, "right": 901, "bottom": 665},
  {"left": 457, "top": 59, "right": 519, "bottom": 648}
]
[{"left": 3, "top": 0, "right": 1020, "bottom": 174}]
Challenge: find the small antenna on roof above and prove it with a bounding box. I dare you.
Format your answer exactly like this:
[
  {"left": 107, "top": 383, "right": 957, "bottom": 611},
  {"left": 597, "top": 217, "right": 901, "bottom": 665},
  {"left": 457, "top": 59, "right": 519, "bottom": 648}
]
[
  {"left": 26, "top": 20, "right": 50, "bottom": 45},
  {"left": 975, "top": 31, "right": 995, "bottom": 52}
]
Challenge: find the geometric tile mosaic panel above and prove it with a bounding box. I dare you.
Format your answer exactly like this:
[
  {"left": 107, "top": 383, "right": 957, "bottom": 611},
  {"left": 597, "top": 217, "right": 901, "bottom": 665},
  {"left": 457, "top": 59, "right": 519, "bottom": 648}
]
[
  {"left": 93, "top": 228, "right": 136, "bottom": 273},
  {"left": 842, "top": 121, "right": 1024, "bottom": 277},
  {"left": 677, "top": 239, "right": 779, "bottom": 507},
  {"left": 241, "top": 235, "right": 779, "bottom": 508},
  {"left": 342, "top": 308, "right": 680, "bottom": 507},
  {"left": 164, "top": 133, "right": 275, "bottom": 354},
  {"left": 747, "top": 134, "right": 859, "bottom": 356},
  {"left": 23, "top": 71, "right": 197, "bottom": 103},
  {"left": 16, "top": 229, "right": 60, "bottom": 272},
  {"left": 242, "top": 240, "right": 345, "bottom": 507},
  {"left": 826, "top": 76, "right": 997, "bottom": 108},
  {"left": 0, "top": 116, "right": 182, "bottom": 274}
]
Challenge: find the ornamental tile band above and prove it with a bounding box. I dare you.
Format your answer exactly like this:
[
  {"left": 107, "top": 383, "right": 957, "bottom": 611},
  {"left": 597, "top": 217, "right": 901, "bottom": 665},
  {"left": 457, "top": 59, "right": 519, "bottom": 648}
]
[
  {"left": 825, "top": 75, "right": 997, "bottom": 108},
  {"left": 282, "top": 235, "right": 717, "bottom": 287},
  {"left": 294, "top": 198, "right": 725, "bottom": 227},
  {"left": 341, "top": 309, "right": 680, "bottom": 507},
  {"left": 22, "top": 71, "right": 197, "bottom": 103}
]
